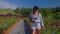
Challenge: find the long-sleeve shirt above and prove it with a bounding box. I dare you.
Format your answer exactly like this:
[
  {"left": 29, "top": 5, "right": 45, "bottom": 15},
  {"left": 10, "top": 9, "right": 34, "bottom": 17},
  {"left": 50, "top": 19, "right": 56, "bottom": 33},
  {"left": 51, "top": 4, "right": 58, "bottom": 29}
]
[{"left": 29, "top": 12, "right": 44, "bottom": 27}]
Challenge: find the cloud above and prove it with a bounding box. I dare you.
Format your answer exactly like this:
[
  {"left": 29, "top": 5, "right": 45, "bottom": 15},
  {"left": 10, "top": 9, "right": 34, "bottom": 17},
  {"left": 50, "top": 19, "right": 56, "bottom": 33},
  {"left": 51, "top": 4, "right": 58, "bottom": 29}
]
[{"left": 0, "top": 0, "right": 18, "bottom": 9}]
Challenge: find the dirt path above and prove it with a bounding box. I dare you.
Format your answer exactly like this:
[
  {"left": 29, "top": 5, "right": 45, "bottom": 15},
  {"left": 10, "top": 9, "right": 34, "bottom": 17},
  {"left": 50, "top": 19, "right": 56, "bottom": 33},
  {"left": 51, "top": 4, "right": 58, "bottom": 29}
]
[
  {"left": 4, "top": 19, "right": 32, "bottom": 34},
  {"left": 9, "top": 20, "right": 25, "bottom": 34},
  {"left": 4, "top": 19, "right": 22, "bottom": 34}
]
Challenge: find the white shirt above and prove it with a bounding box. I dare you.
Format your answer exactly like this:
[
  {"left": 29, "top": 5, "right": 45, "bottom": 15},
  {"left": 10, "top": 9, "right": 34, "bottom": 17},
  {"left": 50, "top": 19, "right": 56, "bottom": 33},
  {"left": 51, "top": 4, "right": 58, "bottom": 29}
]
[{"left": 29, "top": 12, "right": 44, "bottom": 27}]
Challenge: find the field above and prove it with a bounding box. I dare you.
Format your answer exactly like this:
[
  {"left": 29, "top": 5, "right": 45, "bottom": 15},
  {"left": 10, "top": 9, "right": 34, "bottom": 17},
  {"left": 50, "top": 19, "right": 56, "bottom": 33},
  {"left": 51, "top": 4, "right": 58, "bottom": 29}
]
[
  {"left": 0, "top": 17, "right": 20, "bottom": 34},
  {"left": 0, "top": 7, "right": 60, "bottom": 34},
  {"left": 24, "top": 17, "right": 60, "bottom": 34}
]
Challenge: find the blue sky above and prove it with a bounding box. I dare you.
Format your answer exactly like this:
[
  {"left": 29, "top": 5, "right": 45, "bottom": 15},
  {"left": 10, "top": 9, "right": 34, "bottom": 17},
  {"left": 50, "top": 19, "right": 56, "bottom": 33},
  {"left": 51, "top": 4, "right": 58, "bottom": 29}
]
[{"left": 0, "top": 0, "right": 60, "bottom": 9}]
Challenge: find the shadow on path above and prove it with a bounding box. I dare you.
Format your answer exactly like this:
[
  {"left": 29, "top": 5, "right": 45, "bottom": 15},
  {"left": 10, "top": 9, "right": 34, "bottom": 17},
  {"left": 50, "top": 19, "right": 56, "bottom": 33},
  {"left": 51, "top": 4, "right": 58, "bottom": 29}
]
[{"left": 24, "top": 21, "right": 32, "bottom": 34}]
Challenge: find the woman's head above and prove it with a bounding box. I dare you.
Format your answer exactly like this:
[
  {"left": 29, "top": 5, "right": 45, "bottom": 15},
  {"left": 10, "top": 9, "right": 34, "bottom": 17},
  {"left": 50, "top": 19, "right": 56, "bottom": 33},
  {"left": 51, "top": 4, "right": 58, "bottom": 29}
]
[{"left": 33, "top": 6, "right": 39, "bottom": 13}]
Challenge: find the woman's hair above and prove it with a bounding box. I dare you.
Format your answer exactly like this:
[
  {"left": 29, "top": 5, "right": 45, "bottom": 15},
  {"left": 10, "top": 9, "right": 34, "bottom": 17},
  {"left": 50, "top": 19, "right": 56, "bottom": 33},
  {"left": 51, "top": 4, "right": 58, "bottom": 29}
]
[
  {"left": 33, "top": 6, "right": 39, "bottom": 10},
  {"left": 33, "top": 6, "right": 39, "bottom": 13}
]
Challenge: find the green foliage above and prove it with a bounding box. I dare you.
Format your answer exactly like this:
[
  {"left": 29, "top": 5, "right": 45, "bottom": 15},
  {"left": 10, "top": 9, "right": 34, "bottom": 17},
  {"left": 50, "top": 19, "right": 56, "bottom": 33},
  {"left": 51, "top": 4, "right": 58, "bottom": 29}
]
[
  {"left": 0, "top": 7, "right": 60, "bottom": 34},
  {"left": 0, "top": 9, "right": 15, "bottom": 13},
  {"left": 14, "top": 7, "right": 60, "bottom": 20},
  {"left": 0, "top": 17, "right": 20, "bottom": 33},
  {"left": 24, "top": 17, "right": 59, "bottom": 34},
  {"left": 52, "top": 7, "right": 60, "bottom": 19},
  {"left": 0, "top": 7, "right": 59, "bottom": 19},
  {"left": 14, "top": 8, "right": 32, "bottom": 16}
]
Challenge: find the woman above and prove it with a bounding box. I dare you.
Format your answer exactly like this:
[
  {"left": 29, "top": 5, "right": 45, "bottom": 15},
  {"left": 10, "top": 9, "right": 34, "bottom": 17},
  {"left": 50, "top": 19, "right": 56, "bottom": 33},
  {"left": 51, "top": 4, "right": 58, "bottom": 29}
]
[{"left": 29, "top": 6, "right": 44, "bottom": 34}]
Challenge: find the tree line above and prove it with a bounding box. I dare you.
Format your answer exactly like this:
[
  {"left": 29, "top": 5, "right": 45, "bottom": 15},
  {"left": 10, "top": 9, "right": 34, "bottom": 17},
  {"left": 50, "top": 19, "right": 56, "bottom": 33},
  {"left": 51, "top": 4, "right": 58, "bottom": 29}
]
[{"left": 14, "top": 7, "right": 60, "bottom": 19}]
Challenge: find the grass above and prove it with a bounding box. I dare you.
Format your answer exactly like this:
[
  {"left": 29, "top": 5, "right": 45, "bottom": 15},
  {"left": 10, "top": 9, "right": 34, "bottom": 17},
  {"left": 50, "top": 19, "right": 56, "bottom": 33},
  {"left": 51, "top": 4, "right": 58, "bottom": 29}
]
[
  {"left": 0, "top": 17, "right": 20, "bottom": 34},
  {"left": 24, "top": 17, "right": 60, "bottom": 34},
  {"left": 42, "top": 17, "right": 60, "bottom": 34}
]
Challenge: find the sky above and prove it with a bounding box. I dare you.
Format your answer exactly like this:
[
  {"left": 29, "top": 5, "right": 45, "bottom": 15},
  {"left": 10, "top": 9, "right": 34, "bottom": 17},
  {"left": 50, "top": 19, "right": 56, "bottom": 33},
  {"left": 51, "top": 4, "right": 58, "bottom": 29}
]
[{"left": 0, "top": 0, "right": 60, "bottom": 9}]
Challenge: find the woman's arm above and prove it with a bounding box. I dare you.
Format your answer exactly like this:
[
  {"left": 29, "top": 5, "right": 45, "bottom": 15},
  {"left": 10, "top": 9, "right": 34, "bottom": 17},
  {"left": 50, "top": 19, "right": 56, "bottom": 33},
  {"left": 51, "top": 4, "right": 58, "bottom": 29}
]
[{"left": 39, "top": 13, "right": 44, "bottom": 29}]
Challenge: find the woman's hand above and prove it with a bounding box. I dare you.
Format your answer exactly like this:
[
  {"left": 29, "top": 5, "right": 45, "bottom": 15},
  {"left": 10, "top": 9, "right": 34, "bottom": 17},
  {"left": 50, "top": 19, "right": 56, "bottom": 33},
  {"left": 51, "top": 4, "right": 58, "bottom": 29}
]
[{"left": 41, "top": 26, "right": 45, "bottom": 32}]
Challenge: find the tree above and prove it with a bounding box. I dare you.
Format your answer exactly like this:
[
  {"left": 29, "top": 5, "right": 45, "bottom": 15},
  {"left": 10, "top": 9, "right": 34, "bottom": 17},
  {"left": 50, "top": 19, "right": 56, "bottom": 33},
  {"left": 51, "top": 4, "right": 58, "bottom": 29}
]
[
  {"left": 52, "top": 7, "right": 60, "bottom": 19},
  {"left": 14, "top": 8, "right": 20, "bottom": 14},
  {"left": 41, "top": 8, "right": 47, "bottom": 17}
]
